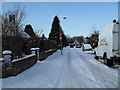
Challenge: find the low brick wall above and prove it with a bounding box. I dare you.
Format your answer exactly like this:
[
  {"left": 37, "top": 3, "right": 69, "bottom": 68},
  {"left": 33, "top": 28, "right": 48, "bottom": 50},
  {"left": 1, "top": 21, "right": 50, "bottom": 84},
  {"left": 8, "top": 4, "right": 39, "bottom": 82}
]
[
  {"left": 1, "top": 49, "right": 57, "bottom": 78},
  {"left": 39, "top": 49, "right": 57, "bottom": 61},
  {"left": 2, "top": 54, "right": 37, "bottom": 78}
]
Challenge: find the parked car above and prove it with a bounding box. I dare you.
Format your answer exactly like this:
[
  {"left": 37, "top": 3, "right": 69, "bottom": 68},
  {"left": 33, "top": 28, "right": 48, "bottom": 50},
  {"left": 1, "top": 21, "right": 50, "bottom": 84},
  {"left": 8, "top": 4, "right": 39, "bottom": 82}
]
[
  {"left": 75, "top": 44, "right": 81, "bottom": 48},
  {"left": 70, "top": 44, "right": 75, "bottom": 48},
  {"left": 82, "top": 43, "right": 92, "bottom": 51}
]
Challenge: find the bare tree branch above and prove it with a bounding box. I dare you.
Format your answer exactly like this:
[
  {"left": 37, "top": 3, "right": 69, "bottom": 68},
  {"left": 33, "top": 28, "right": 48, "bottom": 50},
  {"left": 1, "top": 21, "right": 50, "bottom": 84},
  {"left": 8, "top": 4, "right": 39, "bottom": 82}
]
[{"left": 2, "top": 4, "right": 26, "bottom": 37}]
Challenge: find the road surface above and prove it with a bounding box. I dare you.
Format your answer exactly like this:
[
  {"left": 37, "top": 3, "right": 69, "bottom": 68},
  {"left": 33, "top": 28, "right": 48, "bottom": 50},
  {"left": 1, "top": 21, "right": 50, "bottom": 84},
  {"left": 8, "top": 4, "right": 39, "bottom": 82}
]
[{"left": 2, "top": 47, "right": 118, "bottom": 88}]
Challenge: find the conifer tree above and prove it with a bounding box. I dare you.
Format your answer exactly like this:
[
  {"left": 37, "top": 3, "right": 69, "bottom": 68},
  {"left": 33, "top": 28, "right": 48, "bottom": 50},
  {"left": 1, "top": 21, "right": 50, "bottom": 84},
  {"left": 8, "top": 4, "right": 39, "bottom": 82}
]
[{"left": 49, "top": 16, "right": 68, "bottom": 46}]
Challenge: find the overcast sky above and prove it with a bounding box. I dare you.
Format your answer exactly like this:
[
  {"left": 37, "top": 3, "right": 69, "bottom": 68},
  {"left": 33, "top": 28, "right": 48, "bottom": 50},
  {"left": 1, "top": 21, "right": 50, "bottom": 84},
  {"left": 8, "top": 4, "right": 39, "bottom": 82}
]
[{"left": 2, "top": 2, "right": 118, "bottom": 37}]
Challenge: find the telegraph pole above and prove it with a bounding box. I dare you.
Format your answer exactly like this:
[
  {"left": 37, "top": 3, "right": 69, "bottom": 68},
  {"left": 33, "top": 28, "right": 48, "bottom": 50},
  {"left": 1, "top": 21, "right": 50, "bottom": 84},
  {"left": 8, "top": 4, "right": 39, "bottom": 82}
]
[
  {"left": 59, "top": 17, "right": 67, "bottom": 55},
  {"left": 59, "top": 27, "right": 63, "bottom": 55}
]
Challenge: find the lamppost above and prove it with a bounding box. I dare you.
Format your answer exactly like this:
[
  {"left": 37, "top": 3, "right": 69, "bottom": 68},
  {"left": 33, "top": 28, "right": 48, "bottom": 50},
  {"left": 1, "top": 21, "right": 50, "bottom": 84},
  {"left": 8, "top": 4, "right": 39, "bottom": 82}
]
[{"left": 59, "top": 17, "right": 67, "bottom": 55}]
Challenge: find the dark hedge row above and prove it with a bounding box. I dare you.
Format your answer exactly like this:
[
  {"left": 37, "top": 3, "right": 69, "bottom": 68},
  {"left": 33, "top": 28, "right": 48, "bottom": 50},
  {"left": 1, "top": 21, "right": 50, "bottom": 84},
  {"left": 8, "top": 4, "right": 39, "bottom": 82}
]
[{"left": 2, "top": 36, "right": 57, "bottom": 59}]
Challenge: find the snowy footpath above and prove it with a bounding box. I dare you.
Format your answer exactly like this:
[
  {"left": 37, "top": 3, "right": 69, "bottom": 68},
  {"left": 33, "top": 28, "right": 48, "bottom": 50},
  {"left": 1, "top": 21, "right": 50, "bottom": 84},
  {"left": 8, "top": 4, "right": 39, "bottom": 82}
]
[{"left": 1, "top": 47, "right": 118, "bottom": 88}]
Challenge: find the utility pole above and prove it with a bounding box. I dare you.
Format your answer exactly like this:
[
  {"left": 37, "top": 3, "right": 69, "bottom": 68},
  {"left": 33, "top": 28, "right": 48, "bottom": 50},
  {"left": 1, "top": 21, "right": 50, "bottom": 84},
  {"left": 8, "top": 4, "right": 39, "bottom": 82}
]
[
  {"left": 59, "top": 27, "right": 63, "bottom": 55},
  {"left": 0, "top": 15, "right": 2, "bottom": 58},
  {"left": 59, "top": 17, "right": 67, "bottom": 55}
]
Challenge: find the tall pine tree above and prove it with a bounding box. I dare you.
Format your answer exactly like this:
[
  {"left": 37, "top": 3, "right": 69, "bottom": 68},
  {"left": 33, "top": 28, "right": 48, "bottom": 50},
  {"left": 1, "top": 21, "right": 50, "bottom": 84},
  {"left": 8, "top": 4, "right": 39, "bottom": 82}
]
[{"left": 49, "top": 16, "right": 68, "bottom": 46}]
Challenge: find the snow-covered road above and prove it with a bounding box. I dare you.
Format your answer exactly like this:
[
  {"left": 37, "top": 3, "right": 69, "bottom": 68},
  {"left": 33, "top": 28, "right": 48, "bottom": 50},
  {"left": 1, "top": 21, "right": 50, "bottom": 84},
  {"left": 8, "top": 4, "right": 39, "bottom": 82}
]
[{"left": 2, "top": 47, "right": 118, "bottom": 88}]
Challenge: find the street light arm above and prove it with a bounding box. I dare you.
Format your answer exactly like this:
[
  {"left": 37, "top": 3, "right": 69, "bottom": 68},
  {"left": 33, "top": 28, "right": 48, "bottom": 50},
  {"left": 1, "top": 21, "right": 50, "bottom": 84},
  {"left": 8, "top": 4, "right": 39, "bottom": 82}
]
[
  {"left": 63, "top": 17, "right": 67, "bottom": 19},
  {"left": 60, "top": 17, "right": 67, "bottom": 20}
]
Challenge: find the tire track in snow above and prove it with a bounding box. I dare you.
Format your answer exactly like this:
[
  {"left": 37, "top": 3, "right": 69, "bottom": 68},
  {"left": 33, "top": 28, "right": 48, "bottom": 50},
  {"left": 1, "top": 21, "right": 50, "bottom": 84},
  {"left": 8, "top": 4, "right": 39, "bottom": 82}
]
[
  {"left": 54, "top": 48, "right": 70, "bottom": 88},
  {"left": 65, "top": 48, "right": 89, "bottom": 87},
  {"left": 57, "top": 48, "right": 94, "bottom": 88},
  {"left": 74, "top": 49, "right": 112, "bottom": 86},
  {"left": 54, "top": 48, "right": 85, "bottom": 88},
  {"left": 69, "top": 48, "right": 104, "bottom": 87},
  {"left": 74, "top": 48, "right": 118, "bottom": 88}
]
